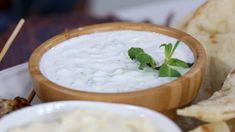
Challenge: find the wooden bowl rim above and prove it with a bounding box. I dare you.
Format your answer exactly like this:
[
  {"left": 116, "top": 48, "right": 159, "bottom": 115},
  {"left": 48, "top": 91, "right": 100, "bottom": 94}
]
[{"left": 28, "top": 22, "right": 206, "bottom": 97}]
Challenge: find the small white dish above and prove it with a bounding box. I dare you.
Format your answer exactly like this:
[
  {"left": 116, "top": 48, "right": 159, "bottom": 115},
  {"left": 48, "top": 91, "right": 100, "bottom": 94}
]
[{"left": 0, "top": 101, "right": 181, "bottom": 132}]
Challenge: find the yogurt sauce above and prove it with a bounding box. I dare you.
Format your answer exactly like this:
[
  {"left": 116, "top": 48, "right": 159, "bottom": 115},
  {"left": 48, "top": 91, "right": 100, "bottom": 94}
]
[{"left": 40, "top": 30, "right": 194, "bottom": 93}]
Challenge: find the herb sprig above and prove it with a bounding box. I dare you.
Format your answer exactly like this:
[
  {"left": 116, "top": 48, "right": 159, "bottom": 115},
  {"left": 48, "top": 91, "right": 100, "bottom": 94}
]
[
  {"left": 128, "top": 47, "right": 157, "bottom": 70},
  {"left": 128, "top": 41, "right": 192, "bottom": 77}
]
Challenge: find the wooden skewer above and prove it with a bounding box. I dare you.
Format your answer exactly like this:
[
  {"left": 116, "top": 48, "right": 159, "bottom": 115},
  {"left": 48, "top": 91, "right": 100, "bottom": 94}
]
[
  {"left": 0, "top": 19, "right": 36, "bottom": 103},
  {"left": 27, "top": 89, "right": 36, "bottom": 103},
  {"left": 0, "top": 19, "right": 25, "bottom": 62}
]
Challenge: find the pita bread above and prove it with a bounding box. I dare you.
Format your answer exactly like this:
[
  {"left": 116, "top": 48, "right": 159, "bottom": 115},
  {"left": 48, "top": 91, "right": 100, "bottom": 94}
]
[
  {"left": 227, "top": 119, "right": 235, "bottom": 132},
  {"left": 175, "top": 0, "right": 235, "bottom": 129},
  {"left": 177, "top": 68, "right": 235, "bottom": 122},
  {"left": 184, "top": 0, "right": 235, "bottom": 34},
  {"left": 189, "top": 122, "right": 230, "bottom": 132},
  {"left": 177, "top": 0, "right": 235, "bottom": 101}
]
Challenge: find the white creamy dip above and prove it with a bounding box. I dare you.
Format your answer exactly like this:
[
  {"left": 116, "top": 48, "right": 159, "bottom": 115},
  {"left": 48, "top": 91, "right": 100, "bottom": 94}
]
[
  {"left": 9, "top": 109, "right": 158, "bottom": 132},
  {"left": 40, "top": 30, "right": 194, "bottom": 93}
]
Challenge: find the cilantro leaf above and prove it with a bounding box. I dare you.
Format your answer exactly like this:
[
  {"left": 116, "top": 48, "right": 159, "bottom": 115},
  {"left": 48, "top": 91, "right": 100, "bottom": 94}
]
[
  {"left": 168, "top": 58, "right": 189, "bottom": 68},
  {"left": 136, "top": 52, "right": 156, "bottom": 70},
  {"left": 128, "top": 48, "right": 144, "bottom": 60},
  {"left": 160, "top": 43, "right": 172, "bottom": 59},
  {"left": 128, "top": 40, "right": 191, "bottom": 78},
  {"left": 159, "top": 41, "right": 191, "bottom": 77},
  {"left": 159, "top": 63, "right": 181, "bottom": 77},
  {"left": 128, "top": 47, "right": 157, "bottom": 70},
  {"left": 170, "top": 40, "right": 180, "bottom": 57}
]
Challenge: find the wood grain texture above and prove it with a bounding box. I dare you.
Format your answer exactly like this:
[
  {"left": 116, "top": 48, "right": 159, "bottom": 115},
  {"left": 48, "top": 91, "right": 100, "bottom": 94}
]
[{"left": 28, "top": 22, "right": 206, "bottom": 118}]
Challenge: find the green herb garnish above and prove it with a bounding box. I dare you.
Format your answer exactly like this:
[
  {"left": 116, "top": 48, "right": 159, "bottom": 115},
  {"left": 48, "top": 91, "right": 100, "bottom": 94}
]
[
  {"left": 128, "top": 47, "right": 157, "bottom": 70},
  {"left": 128, "top": 41, "right": 193, "bottom": 77},
  {"left": 159, "top": 41, "right": 190, "bottom": 77},
  {"left": 159, "top": 63, "right": 181, "bottom": 77},
  {"left": 160, "top": 41, "right": 188, "bottom": 67}
]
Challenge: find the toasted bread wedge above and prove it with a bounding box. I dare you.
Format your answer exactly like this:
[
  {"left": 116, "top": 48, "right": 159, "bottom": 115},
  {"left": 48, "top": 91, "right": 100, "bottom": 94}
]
[
  {"left": 189, "top": 122, "right": 230, "bottom": 132},
  {"left": 177, "top": 68, "right": 235, "bottom": 122}
]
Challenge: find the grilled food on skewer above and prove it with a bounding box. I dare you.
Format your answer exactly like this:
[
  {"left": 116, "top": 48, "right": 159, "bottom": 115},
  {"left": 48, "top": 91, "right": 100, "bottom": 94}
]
[{"left": 0, "top": 97, "right": 30, "bottom": 118}]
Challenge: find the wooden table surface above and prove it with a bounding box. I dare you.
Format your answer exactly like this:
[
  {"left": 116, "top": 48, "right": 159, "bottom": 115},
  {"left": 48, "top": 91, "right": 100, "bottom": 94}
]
[{"left": 0, "top": 14, "right": 122, "bottom": 70}]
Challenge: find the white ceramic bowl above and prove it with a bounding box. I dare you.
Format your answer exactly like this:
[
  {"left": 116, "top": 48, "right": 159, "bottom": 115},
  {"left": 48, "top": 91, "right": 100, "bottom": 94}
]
[{"left": 0, "top": 101, "right": 181, "bottom": 132}]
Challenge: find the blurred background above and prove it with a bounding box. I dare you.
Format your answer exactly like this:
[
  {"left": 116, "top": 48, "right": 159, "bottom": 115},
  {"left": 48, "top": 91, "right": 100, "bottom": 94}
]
[
  {"left": 0, "top": 0, "right": 172, "bottom": 33},
  {"left": 0, "top": 0, "right": 204, "bottom": 70}
]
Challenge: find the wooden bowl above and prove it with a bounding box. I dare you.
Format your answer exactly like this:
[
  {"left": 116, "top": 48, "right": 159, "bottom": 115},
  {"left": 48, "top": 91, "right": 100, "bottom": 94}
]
[{"left": 29, "top": 22, "right": 206, "bottom": 118}]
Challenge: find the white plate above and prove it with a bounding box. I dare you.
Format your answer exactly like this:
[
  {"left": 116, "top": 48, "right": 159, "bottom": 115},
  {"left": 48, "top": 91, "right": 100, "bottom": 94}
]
[
  {"left": 115, "top": 0, "right": 206, "bottom": 26},
  {"left": 0, "top": 101, "right": 182, "bottom": 132},
  {"left": 0, "top": 0, "right": 206, "bottom": 103},
  {"left": 0, "top": 63, "right": 40, "bottom": 104},
  {"left": 0, "top": 63, "right": 31, "bottom": 99}
]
